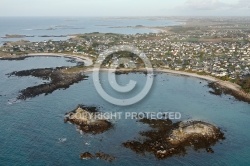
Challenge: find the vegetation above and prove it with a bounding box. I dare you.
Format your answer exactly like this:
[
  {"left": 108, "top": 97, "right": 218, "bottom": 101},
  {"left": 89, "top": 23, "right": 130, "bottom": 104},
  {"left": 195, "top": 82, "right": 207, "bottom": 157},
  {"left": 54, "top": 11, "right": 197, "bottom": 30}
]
[{"left": 236, "top": 77, "right": 250, "bottom": 93}]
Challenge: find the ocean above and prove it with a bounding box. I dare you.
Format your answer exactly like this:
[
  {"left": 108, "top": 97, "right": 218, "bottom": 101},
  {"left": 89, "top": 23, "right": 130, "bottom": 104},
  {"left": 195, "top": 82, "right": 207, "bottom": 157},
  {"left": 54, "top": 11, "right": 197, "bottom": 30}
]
[
  {"left": 0, "top": 56, "right": 250, "bottom": 165},
  {"left": 0, "top": 17, "right": 179, "bottom": 45}
]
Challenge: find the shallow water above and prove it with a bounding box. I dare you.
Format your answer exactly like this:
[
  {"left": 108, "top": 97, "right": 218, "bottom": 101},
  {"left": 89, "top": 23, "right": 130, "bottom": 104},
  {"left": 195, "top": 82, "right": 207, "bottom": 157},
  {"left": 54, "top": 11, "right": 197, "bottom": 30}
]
[{"left": 0, "top": 57, "right": 250, "bottom": 165}]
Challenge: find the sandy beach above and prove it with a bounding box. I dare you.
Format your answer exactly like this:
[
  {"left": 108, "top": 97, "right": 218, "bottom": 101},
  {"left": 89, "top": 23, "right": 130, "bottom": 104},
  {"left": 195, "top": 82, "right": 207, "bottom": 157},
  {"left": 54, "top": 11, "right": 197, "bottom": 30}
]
[
  {"left": 0, "top": 53, "right": 93, "bottom": 66},
  {"left": 27, "top": 53, "right": 93, "bottom": 66},
  {"left": 155, "top": 68, "right": 250, "bottom": 102},
  {"left": 84, "top": 67, "right": 250, "bottom": 103},
  {"left": 154, "top": 68, "right": 245, "bottom": 92}
]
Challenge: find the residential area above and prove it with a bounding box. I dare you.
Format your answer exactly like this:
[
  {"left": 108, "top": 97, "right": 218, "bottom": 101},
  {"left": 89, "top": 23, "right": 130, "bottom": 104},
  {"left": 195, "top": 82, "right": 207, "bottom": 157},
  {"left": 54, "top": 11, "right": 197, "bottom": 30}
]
[{"left": 1, "top": 22, "right": 250, "bottom": 82}]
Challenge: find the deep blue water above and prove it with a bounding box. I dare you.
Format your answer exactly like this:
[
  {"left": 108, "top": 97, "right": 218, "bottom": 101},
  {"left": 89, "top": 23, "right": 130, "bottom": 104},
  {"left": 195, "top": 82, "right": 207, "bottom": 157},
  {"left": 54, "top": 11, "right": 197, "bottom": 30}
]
[
  {"left": 0, "top": 17, "right": 180, "bottom": 44},
  {"left": 0, "top": 57, "right": 250, "bottom": 165}
]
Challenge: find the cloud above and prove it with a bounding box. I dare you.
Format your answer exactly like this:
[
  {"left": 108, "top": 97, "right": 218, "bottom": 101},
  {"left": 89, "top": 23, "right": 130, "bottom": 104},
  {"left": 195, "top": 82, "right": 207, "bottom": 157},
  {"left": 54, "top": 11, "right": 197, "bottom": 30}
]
[
  {"left": 170, "top": 0, "right": 250, "bottom": 16},
  {"left": 233, "top": 0, "right": 250, "bottom": 8},
  {"left": 184, "top": 0, "right": 229, "bottom": 10},
  {"left": 183, "top": 0, "right": 250, "bottom": 11}
]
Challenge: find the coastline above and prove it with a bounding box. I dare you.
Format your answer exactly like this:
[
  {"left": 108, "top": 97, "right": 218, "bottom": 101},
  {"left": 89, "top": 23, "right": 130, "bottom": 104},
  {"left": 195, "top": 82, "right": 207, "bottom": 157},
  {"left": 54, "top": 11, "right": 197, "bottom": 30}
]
[
  {"left": 155, "top": 68, "right": 250, "bottom": 103},
  {"left": 0, "top": 53, "right": 93, "bottom": 66},
  {"left": 28, "top": 53, "right": 94, "bottom": 66},
  {"left": 1, "top": 53, "right": 249, "bottom": 103},
  {"left": 84, "top": 67, "right": 250, "bottom": 103}
]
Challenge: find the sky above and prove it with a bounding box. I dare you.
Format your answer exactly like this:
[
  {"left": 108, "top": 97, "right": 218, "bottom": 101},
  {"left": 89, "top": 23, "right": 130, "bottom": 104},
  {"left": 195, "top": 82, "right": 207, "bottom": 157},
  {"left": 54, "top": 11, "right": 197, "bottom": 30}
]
[{"left": 0, "top": 0, "right": 250, "bottom": 17}]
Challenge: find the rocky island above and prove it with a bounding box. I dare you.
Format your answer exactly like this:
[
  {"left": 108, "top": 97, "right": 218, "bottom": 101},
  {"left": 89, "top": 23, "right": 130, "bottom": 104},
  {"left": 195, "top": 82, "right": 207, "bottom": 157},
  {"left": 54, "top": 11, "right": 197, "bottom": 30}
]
[
  {"left": 1, "top": 34, "right": 35, "bottom": 38},
  {"left": 123, "top": 119, "right": 225, "bottom": 159},
  {"left": 7, "top": 66, "right": 88, "bottom": 100},
  {"left": 64, "top": 105, "right": 112, "bottom": 134}
]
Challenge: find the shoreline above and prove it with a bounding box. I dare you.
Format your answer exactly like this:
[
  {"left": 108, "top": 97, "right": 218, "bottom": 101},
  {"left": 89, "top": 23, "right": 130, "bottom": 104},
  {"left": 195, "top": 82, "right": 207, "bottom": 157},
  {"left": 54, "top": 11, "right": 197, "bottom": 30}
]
[
  {"left": 0, "top": 53, "right": 93, "bottom": 66},
  {"left": 28, "top": 53, "right": 94, "bottom": 66},
  {"left": 1, "top": 53, "right": 249, "bottom": 103},
  {"left": 84, "top": 67, "right": 250, "bottom": 103},
  {"left": 155, "top": 68, "right": 250, "bottom": 103}
]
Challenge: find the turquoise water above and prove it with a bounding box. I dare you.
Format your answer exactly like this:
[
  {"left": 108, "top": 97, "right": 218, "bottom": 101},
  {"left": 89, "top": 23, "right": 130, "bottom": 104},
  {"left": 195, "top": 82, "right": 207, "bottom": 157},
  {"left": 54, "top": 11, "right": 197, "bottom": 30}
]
[{"left": 0, "top": 57, "right": 250, "bottom": 165}]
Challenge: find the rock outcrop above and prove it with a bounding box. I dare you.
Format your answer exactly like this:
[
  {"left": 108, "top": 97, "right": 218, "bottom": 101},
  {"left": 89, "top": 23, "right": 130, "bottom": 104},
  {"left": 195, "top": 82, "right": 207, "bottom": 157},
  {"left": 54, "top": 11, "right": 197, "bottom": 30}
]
[
  {"left": 8, "top": 66, "right": 87, "bottom": 100},
  {"left": 80, "top": 152, "right": 115, "bottom": 162},
  {"left": 123, "top": 119, "right": 225, "bottom": 159},
  {"left": 64, "top": 105, "right": 112, "bottom": 134}
]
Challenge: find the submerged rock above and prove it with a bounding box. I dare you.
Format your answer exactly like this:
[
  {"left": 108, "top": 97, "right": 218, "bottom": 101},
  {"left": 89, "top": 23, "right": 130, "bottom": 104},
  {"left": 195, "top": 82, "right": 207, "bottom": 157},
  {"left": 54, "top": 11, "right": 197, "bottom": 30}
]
[
  {"left": 80, "top": 152, "right": 94, "bottom": 160},
  {"left": 123, "top": 119, "right": 225, "bottom": 159},
  {"left": 65, "top": 105, "right": 112, "bottom": 134},
  {"left": 114, "top": 70, "right": 147, "bottom": 75},
  {"left": 80, "top": 152, "right": 115, "bottom": 162},
  {"left": 208, "top": 82, "right": 223, "bottom": 96},
  {"left": 95, "top": 152, "right": 116, "bottom": 162},
  {"left": 208, "top": 82, "right": 250, "bottom": 103}
]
